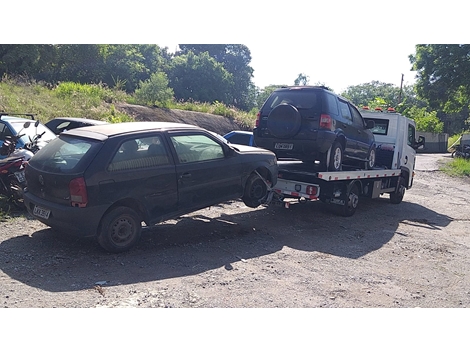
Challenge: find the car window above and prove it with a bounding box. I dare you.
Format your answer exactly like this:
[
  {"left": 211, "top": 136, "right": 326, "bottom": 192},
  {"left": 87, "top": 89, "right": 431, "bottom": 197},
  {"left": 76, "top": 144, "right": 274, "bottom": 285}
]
[
  {"left": 338, "top": 101, "right": 352, "bottom": 121},
  {"left": 350, "top": 104, "right": 366, "bottom": 127},
  {"left": 170, "top": 134, "right": 224, "bottom": 163},
  {"left": 408, "top": 124, "right": 416, "bottom": 146},
  {"left": 324, "top": 93, "right": 339, "bottom": 115},
  {"left": 0, "top": 122, "right": 13, "bottom": 140},
  {"left": 28, "top": 136, "right": 101, "bottom": 173},
  {"left": 108, "top": 135, "right": 170, "bottom": 172},
  {"left": 226, "top": 133, "right": 251, "bottom": 145},
  {"left": 366, "top": 118, "right": 389, "bottom": 135}
]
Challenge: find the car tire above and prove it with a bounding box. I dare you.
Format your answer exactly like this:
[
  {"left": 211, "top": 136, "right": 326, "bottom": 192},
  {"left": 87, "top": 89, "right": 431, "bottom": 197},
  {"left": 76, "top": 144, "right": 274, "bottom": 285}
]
[
  {"left": 327, "top": 141, "right": 343, "bottom": 171},
  {"left": 389, "top": 176, "right": 406, "bottom": 204},
  {"left": 97, "top": 206, "right": 142, "bottom": 253},
  {"left": 338, "top": 183, "right": 359, "bottom": 217},
  {"left": 267, "top": 103, "right": 301, "bottom": 138},
  {"left": 364, "top": 146, "right": 376, "bottom": 170},
  {"left": 242, "top": 173, "right": 268, "bottom": 208}
]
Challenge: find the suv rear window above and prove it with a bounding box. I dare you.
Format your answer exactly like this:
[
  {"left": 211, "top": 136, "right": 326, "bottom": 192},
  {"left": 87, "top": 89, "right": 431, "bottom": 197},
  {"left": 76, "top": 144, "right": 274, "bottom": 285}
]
[
  {"left": 28, "top": 135, "right": 102, "bottom": 173},
  {"left": 263, "top": 90, "right": 321, "bottom": 111}
]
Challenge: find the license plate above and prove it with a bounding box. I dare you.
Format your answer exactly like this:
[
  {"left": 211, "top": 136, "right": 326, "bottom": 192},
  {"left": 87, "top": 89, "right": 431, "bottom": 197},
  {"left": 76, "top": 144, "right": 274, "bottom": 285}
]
[
  {"left": 275, "top": 142, "right": 293, "bottom": 150},
  {"left": 14, "top": 170, "right": 25, "bottom": 183},
  {"left": 33, "top": 205, "right": 51, "bottom": 220}
]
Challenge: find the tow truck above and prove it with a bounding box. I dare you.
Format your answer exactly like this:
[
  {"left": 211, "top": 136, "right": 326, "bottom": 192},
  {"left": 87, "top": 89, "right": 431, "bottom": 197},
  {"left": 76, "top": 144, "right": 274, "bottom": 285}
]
[{"left": 269, "top": 108, "right": 426, "bottom": 216}]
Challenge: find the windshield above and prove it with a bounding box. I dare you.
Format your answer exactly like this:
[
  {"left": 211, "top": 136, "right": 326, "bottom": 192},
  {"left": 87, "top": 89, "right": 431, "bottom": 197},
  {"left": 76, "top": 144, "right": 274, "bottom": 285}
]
[
  {"left": 10, "top": 121, "right": 57, "bottom": 144},
  {"left": 29, "top": 135, "right": 102, "bottom": 173}
]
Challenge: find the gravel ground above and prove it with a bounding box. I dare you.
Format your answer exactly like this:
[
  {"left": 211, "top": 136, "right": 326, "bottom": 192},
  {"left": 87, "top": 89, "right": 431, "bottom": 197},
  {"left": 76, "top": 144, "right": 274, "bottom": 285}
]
[{"left": 0, "top": 153, "right": 469, "bottom": 309}]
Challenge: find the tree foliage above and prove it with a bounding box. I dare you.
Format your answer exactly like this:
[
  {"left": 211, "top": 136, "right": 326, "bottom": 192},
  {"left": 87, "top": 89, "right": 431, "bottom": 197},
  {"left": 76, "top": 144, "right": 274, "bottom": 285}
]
[
  {"left": 134, "top": 71, "right": 174, "bottom": 106},
  {"left": 409, "top": 44, "right": 470, "bottom": 133},
  {"left": 167, "top": 51, "right": 233, "bottom": 104},
  {"left": 294, "top": 73, "right": 309, "bottom": 86},
  {"left": 410, "top": 44, "right": 470, "bottom": 112},
  {"left": 177, "top": 44, "right": 254, "bottom": 110}
]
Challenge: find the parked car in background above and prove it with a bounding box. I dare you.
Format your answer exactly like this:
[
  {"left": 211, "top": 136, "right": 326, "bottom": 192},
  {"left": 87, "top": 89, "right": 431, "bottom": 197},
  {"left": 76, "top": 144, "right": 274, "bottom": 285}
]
[
  {"left": 45, "top": 117, "right": 109, "bottom": 135},
  {"left": 24, "top": 122, "right": 278, "bottom": 253},
  {"left": 253, "top": 86, "right": 376, "bottom": 171},
  {"left": 0, "top": 113, "right": 56, "bottom": 160},
  {"left": 223, "top": 130, "right": 256, "bottom": 146}
]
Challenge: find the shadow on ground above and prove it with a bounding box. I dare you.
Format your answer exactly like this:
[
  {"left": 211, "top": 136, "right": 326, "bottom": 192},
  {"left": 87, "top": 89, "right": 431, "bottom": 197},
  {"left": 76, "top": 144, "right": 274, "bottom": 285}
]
[{"left": 0, "top": 197, "right": 452, "bottom": 292}]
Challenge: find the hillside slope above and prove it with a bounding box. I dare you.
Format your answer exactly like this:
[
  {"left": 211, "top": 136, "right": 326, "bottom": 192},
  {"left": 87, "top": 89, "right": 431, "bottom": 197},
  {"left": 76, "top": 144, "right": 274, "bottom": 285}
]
[{"left": 115, "top": 103, "right": 247, "bottom": 135}]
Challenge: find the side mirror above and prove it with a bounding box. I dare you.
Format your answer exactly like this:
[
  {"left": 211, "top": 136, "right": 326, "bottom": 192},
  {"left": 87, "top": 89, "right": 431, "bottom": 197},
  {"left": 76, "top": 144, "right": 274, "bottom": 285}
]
[{"left": 413, "top": 136, "right": 425, "bottom": 150}]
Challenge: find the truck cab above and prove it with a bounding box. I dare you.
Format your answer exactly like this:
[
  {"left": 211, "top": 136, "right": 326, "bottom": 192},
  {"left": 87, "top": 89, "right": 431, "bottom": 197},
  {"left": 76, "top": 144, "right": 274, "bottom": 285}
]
[{"left": 362, "top": 108, "right": 425, "bottom": 188}]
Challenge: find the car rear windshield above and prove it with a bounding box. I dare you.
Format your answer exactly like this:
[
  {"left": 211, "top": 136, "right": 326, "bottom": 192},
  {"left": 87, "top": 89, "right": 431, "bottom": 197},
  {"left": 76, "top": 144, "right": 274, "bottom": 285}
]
[
  {"left": 262, "top": 89, "right": 321, "bottom": 112},
  {"left": 28, "top": 135, "right": 102, "bottom": 173}
]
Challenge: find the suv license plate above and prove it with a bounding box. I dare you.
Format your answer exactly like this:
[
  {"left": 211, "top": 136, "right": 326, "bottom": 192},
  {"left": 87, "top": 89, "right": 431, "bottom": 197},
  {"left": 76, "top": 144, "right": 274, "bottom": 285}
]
[
  {"left": 275, "top": 143, "right": 293, "bottom": 150},
  {"left": 33, "top": 205, "right": 51, "bottom": 220}
]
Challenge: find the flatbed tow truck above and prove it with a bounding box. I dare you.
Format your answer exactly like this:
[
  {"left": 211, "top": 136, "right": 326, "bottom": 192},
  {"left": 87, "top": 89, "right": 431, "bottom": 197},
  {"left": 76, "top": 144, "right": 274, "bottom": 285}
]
[{"left": 268, "top": 108, "right": 426, "bottom": 216}]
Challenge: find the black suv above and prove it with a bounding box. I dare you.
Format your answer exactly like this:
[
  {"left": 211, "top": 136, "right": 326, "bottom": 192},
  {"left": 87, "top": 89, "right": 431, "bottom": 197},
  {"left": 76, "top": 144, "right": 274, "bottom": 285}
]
[
  {"left": 253, "top": 86, "right": 376, "bottom": 171},
  {"left": 23, "top": 122, "right": 277, "bottom": 253}
]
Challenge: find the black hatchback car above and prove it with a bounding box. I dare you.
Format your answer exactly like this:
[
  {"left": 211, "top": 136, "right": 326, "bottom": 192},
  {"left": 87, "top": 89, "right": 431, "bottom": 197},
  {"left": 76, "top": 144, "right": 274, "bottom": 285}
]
[
  {"left": 253, "top": 86, "right": 376, "bottom": 171},
  {"left": 23, "top": 122, "right": 278, "bottom": 253}
]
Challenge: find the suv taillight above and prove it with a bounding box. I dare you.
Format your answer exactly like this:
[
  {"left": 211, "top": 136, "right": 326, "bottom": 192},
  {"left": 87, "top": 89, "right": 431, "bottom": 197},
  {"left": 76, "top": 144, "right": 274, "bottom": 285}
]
[
  {"left": 69, "top": 177, "right": 88, "bottom": 208},
  {"left": 255, "top": 111, "right": 261, "bottom": 127},
  {"left": 319, "top": 114, "right": 332, "bottom": 129}
]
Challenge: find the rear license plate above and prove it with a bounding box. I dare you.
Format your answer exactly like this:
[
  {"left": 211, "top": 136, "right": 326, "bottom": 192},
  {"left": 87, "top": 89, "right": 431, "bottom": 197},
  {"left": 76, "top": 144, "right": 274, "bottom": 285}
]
[
  {"left": 14, "top": 170, "right": 25, "bottom": 183},
  {"left": 275, "top": 142, "right": 293, "bottom": 150},
  {"left": 33, "top": 205, "right": 51, "bottom": 220}
]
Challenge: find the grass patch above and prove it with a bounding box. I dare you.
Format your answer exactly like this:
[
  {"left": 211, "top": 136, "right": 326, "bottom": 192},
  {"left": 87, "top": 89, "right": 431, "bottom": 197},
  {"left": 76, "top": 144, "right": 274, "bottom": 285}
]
[
  {"left": 1, "top": 76, "right": 257, "bottom": 129},
  {"left": 441, "top": 157, "right": 470, "bottom": 177}
]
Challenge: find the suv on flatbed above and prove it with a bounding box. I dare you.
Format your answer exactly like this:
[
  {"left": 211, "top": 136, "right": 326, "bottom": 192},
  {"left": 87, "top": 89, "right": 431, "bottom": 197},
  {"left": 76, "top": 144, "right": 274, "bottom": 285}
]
[
  {"left": 23, "top": 122, "right": 278, "bottom": 253},
  {"left": 253, "top": 86, "right": 376, "bottom": 171}
]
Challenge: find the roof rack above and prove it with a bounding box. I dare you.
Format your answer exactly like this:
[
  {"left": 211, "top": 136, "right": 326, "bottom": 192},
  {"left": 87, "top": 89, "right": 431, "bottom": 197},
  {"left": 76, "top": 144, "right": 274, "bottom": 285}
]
[{"left": 0, "top": 112, "right": 36, "bottom": 120}]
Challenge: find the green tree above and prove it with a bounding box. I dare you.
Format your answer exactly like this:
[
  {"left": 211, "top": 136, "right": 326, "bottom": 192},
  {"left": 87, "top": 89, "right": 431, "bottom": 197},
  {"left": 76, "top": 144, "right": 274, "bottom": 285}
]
[
  {"left": 134, "top": 71, "right": 174, "bottom": 106},
  {"left": 177, "top": 44, "right": 254, "bottom": 110},
  {"left": 167, "top": 51, "right": 233, "bottom": 104},
  {"left": 401, "top": 106, "right": 444, "bottom": 133},
  {"left": 294, "top": 73, "right": 309, "bottom": 86},
  {"left": 0, "top": 44, "right": 56, "bottom": 79}
]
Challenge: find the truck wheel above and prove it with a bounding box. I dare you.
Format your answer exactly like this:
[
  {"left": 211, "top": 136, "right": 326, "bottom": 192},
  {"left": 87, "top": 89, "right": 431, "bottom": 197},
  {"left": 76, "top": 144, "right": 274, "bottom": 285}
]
[
  {"left": 97, "top": 206, "right": 142, "bottom": 253},
  {"left": 267, "top": 104, "right": 301, "bottom": 138},
  {"left": 364, "top": 146, "right": 376, "bottom": 170},
  {"left": 328, "top": 142, "right": 343, "bottom": 171},
  {"left": 338, "top": 183, "right": 359, "bottom": 217},
  {"left": 390, "top": 176, "right": 406, "bottom": 204},
  {"left": 242, "top": 173, "right": 268, "bottom": 208}
]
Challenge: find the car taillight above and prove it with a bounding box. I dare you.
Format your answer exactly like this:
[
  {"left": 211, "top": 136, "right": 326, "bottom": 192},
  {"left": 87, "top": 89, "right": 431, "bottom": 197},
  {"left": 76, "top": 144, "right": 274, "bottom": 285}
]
[
  {"left": 319, "top": 114, "right": 332, "bottom": 129},
  {"left": 69, "top": 177, "right": 88, "bottom": 208},
  {"left": 255, "top": 111, "right": 261, "bottom": 127}
]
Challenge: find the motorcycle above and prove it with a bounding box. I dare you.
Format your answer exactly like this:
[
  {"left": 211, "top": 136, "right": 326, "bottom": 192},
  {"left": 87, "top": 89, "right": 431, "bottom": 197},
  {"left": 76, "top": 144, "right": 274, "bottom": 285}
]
[
  {"left": 0, "top": 121, "right": 44, "bottom": 208},
  {"left": 451, "top": 143, "right": 470, "bottom": 159}
]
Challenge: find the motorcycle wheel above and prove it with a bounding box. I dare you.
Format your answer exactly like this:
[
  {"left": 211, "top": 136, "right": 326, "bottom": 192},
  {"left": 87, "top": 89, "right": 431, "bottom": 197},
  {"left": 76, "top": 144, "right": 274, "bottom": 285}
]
[{"left": 9, "top": 179, "right": 26, "bottom": 209}]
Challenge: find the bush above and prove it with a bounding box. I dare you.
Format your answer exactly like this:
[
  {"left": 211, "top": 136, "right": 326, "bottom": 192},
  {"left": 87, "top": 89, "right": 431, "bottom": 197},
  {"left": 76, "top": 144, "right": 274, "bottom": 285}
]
[{"left": 134, "top": 72, "right": 174, "bottom": 106}]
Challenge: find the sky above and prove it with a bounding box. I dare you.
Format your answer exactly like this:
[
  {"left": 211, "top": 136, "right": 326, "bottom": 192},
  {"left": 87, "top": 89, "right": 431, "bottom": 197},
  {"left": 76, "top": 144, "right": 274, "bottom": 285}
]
[
  {"left": 160, "top": 42, "right": 418, "bottom": 93},
  {"left": 9, "top": 1, "right": 467, "bottom": 96}
]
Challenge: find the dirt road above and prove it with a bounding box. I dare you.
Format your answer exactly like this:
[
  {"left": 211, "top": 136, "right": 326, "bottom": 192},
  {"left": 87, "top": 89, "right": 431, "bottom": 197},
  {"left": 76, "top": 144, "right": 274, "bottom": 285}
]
[{"left": 0, "top": 153, "right": 469, "bottom": 308}]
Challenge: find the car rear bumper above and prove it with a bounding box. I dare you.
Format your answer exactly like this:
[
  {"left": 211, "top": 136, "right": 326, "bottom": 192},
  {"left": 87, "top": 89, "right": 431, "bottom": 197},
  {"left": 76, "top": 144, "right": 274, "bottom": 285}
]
[
  {"left": 254, "top": 129, "right": 336, "bottom": 160},
  {"left": 23, "top": 191, "right": 108, "bottom": 238}
]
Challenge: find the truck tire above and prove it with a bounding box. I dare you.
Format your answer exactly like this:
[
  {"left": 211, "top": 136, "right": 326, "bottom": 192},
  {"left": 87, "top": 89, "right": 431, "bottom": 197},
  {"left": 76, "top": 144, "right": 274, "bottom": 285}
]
[
  {"left": 267, "top": 103, "right": 301, "bottom": 138},
  {"left": 390, "top": 176, "right": 406, "bottom": 204},
  {"left": 242, "top": 173, "right": 268, "bottom": 208},
  {"left": 97, "top": 206, "right": 142, "bottom": 253},
  {"left": 338, "top": 183, "right": 359, "bottom": 217}
]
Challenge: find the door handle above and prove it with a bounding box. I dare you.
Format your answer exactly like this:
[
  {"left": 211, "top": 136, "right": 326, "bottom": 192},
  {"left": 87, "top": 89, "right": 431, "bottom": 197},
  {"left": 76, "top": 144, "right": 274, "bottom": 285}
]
[{"left": 180, "top": 172, "right": 191, "bottom": 179}]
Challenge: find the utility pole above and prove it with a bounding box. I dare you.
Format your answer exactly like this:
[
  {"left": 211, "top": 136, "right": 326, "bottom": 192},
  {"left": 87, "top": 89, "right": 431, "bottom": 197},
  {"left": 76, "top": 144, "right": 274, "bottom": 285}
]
[{"left": 398, "top": 73, "right": 404, "bottom": 104}]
